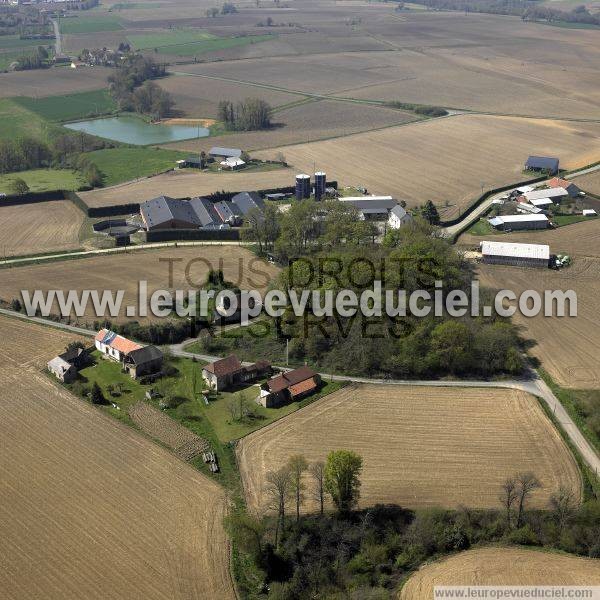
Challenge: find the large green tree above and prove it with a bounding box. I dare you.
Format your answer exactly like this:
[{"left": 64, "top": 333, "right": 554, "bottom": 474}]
[{"left": 324, "top": 450, "right": 363, "bottom": 514}]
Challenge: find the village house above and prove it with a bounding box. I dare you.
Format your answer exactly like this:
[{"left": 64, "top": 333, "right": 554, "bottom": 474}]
[
  {"left": 95, "top": 329, "right": 163, "bottom": 379},
  {"left": 259, "top": 366, "right": 320, "bottom": 408},
  {"left": 202, "top": 354, "right": 271, "bottom": 391},
  {"left": 47, "top": 346, "right": 86, "bottom": 383}
]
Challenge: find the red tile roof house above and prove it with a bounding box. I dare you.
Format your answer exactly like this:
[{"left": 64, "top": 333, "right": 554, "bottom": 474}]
[
  {"left": 259, "top": 366, "right": 320, "bottom": 408},
  {"left": 94, "top": 329, "right": 163, "bottom": 379},
  {"left": 201, "top": 354, "right": 271, "bottom": 392}
]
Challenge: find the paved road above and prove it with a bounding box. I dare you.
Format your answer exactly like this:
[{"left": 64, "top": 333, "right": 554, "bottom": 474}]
[
  {"left": 443, "top": 162, "right": 600, "bottom": 239},
  {"left": 0, "top": 240, "right": 250, "bottom": 267},
  {"left": 52, "top": 19, "right": 62, "bottom": 56}
]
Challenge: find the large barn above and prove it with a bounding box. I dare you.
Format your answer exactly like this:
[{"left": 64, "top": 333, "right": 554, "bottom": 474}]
[
  {"left": 525, "top": 156, "right": 559, "bottom": 175},
  {"left": 480, "top": 241, "right": 550, "bottom": 268},
  {"left": 488, "top": 214, "right": 549, "bottom": 231}
]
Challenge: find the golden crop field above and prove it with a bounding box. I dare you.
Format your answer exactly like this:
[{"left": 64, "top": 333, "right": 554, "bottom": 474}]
[
  {"left": 0, "top": 201, "right": 84, "bottom": 257},
  {"left": 254, "top": 115, "right": 600, "bottom": 219},
  {"left": 237, "top": 384, "right": 580, "bottom": 514},
  {"left": 79, "top": 168, "right": 293, "bottom": 207},
  {"left": 478, "top": 258, "right": 600, "bottom": 389},
  {"left": 575, "top": 171, "right": 600, "bottom": 196},
  {"left": 0, "top": 315, "right": 234, "bottom": 600},
  {"left": 399, "top": 548, "right": 600, "bottom": 599},
  {"left": 0, "top": 246, "right": 279, "bottom": 322}
]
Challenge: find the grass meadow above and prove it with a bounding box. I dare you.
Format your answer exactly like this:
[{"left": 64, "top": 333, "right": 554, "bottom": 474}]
[
  {"left": 14, "top": 90, "right": 117, "bottom": 122},
  {"left": 58, "top": 15, "right": 124, "bottom": 34}
]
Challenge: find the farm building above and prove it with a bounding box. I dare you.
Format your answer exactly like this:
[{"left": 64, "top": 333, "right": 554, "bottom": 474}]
[
  {"left": 516, "top": 202, "right": 543, "bottom": 214},
  {"left": 388, "top": 204, "right": 412, "bottom": 229},
  {"left": 123, "top": 346, "right": 164, "bottom": 379},
  {"left": 177, "top": 156, "right": 205, "bottom": 169},
  {"left": 220, "top": 157, "right": 245, "bottom": 170},
  {"left": 547, "top": 177, "right": 582, "bottom": 198},
  {"left": 583, "top": 209, "right": 597, "bottom": 216},
  {"left": 231, "top": 192, "right": 265, "bottom": 217},
  {"left": 95, "top": 329, "right": 163, "bottom": 379},
  {"left": 488, "top": 214, "right": 549, "bottom": 231},
  {"left": 339, "top": 196, "right": 399, "bottom": 221},
  {"left": 47, "top": 348, "right": 85, "bottom": 383},
  {"left": 202, "top": 354, "right": 271, "bottom": 391},
  {"left": 480, "top": 241, "right": 550, "bottom": 268},
  {"left": 523, "top": 187, "right": 569, "bottom": 203},
  {"left": 525, "top": 156, "right": 559, "bottom": 175},
  {"left": 527, "top": 197, "right": 553, "bottom": 208},
  {"left": 259, "top": 366, "right": 320, "bottom": 408},
  {"left": 140, "top": 195, "right": 202, "bottom": 230},
  {"left": 209, "top": 147, "right": 242, "bottom": 159}
]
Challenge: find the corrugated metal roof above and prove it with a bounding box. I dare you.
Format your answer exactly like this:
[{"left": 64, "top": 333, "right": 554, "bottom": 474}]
[
  {"left": 529, "top": 197, "right": 553, "bottom": 207},
  {"left": 525, "top": 156, "right": 559, "bottom": 172},
  {"left": 232, "top": 191, "right": 265, "bottom": 215},
  {"left": 338, "top": 198, "right": 397, "bottom": 211},
  {"left": 524, "top": 187, "right": 568, "bottom": 201},
  {"left": 209, "top": 147, "right": 242, "bottom": 158},
  {"left": 480, "top": 240, "right": 550, "bottom": 260},
  {"left": 489, "top": 214, "right": 549, "bottom": 224},
  {"left": 140, "top": 196, "right": 201, "bottom": 229},
  {"left": 189, "top": 197, "right": 221, "bottom": 228}
]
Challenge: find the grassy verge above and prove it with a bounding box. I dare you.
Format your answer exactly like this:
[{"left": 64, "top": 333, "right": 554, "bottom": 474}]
[
  {"left": 465, "top": 218, "right": 499, "bottom": 236},
  {"left": 83, "top": 146, "right": 187, "bottom": 186},
  {"left": 0, "top": 168, "right": 86, "bottom": 193}
]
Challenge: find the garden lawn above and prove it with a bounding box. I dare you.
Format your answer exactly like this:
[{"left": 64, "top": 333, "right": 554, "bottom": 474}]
[
  {"left": 0, "top": 169, "right": 86, "bottom": 193},
  {"left": 465, "top": 218, "right": 499, "bottom": 236},
  {"left": 553, "top": 214, "right": 592, "bottom": 227},
  {"left": 14, "top": 90, "right": 117, "bottom": 122},
  {"left": 83, "top": 146, "right": 187, "bottom": 186},
  {"left": 59, "top": 15, "right": 124, "bottom": 34}
]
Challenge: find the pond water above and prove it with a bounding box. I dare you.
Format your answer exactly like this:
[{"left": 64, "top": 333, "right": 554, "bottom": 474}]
[{"left": 64, "top": 115, "right": 209, "bottom": 145}]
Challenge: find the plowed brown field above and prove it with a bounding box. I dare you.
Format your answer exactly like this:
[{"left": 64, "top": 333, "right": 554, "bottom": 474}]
[
  {"left": 399, "top": 548, "right": 600, "bottom": 599},
  {"left": 0, "top": 314, "right": 235, "bottom": 600},
  {"left": 0, "top": 200, "right": 84, "bottom": 257},
  {"left": 237, "top": 384, "right": 580, "bottom": 514}
]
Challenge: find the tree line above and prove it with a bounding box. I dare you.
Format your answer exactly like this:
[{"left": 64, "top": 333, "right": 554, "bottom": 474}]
[
  {"left": 228, "top": 451, "right": 599, "bottom": 599},
  {"left": 0, "top": 132, "right": 109, "bottom": 187},
  {"left": 218, "top": 98, "right": 272, "bottom": 131}
]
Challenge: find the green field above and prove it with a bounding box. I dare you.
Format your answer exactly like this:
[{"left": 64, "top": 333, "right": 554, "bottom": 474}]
[
  {"left": 0, "top": 169, "right": 86, "bottom": 193},
  {"left": 58, "top": 15, "right": 124, "bottom": 34},
  {"left": 0, "top": 35, "right": 54, "bottom": 50},
  {"left": 537, "top": 20, "right": 600, "bottom": 30},
  {"left": 552, "top": 213, "right": 592, "bottom": 226},
  {"left": 83, "top": 146, "right": 187, "bottom": 186},
  {"left": 0, "top": 98, "right": 47, "bottom": 139},
  {"left": 14, "top": 90, "right": 117, "bottom": 122},
  {"left": 129, "top": 30, "right": 275, "bottom": 57}
]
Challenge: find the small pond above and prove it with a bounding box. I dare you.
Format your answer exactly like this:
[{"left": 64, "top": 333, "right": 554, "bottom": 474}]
[{"left": 64, "top": 115, "right": 209, "bottom": 145}]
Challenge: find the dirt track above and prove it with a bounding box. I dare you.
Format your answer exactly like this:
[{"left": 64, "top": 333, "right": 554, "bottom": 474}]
[
  {"left": 237, "top": 384, "right": 580, "bottom": 514},
  {"left": 399, "top": 547, "right": 600, "bottom": 598},
  {"left": 0, "top": 315, "right": 235, "bottom": 600}
]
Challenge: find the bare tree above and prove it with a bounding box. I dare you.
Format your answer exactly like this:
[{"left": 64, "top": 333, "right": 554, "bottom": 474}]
[
  {"left": 515, "top": 472, "right": 542, "bottom": 527},
  {"left": 500, "top": 477, "right": 518, "bottom": 529},
  {"left": 265, "top": 465, "right": 292, "bottom": 547},
  {"left": 549, "top": 486, "right": 576, "bottom": 536},
  {"left": 309, "top": 460, "right": 326, "bottom": 516},
  {"left": 287, "top": 454, "right": 308, "bottom": 523}
]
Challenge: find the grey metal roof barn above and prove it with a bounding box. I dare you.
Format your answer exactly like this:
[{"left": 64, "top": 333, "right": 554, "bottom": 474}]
[
  {"left": 523, "top": 187, "right": 569, "bottom": 202},
  {"left": 189, "top": 197, "right": 222, "bottom": 228},
  {"left": 140, "top": 195, "right": 202, "bottom": 230},
  {"left": 209, "top": 147, "right": 242, "bottom": 158},
  {"left": 525, "top": 156, "right": 559, "bottom": 174},
  {"left": 480, "top": 240, "right": 550, "bottom": 261},
  {"left": 232, "top": 191, "right": 265, "bottom": 215}
]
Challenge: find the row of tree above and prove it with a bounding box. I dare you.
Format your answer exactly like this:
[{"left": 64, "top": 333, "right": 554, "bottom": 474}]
[
  {"left": 217, "top": 98, "right": 272, "bottom": 131},
  {"left": 11, "top": 45, "right": 50, "bottom": 71}
]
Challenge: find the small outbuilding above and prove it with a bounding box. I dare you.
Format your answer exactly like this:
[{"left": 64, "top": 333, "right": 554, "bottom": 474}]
[
  {"left": 220, "top": 157, "right": 245, "bottom": 170},
  {"left": 480, "top": 240, "right": 550, "bottom": 268},
  {"left": 259, "top": 366, "right": 320, "bottom": 408},
  {"left": 123, "top": 346, "right": 164, "bottom": 379},
  {"left": 209, "top": 147, "right": 242, "bottom": 159},
  {"left": 583, "top": 209, "right": 597, "bottom": 217},
  {"left": 47, "top": 356, "right": 78, "bottom": 383},
  {"left": 525, "top": 156, "right": 559, "bottom": 175},
  {"left": 388, "top": 204, "right": 412, "bottom": 229}
]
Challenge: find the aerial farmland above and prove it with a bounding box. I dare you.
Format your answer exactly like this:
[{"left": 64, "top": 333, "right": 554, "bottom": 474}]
[{"left": 1, "top": 0, "right": 600, "bottom": 596}]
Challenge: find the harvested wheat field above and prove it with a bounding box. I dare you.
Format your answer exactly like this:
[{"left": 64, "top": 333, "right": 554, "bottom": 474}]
[
  {"left": 459, "top": 218, "right": 600, "bottom": 257},
  {"left": 478, "top": 259, "right": 600, "bottom": 388},
  {"left": 0, "top": 315, "right": 234, "bottom": 600},
  {"left": 0, "top": 245, "right": 279, "bottom": 322},
  {"left": 399, "top": 547, "right": 600, "bottom": 599},
  {"left": 129, "top": 401, "right": 210, "bottom": 461},
  {"left": 575, "top": 171, "right": 600, "bottom": 196},
  {"left": 0, "top": 200, "right": 84, "bottom": 256},
  {"left": 79, "top": 168, "right": 292, "bottom": 207},
  {"left": 254, "top": 115, "right": 600, "bottom": 220},
  {"left": 238, "top": 384, "right": 580, "bottom": 514}
]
